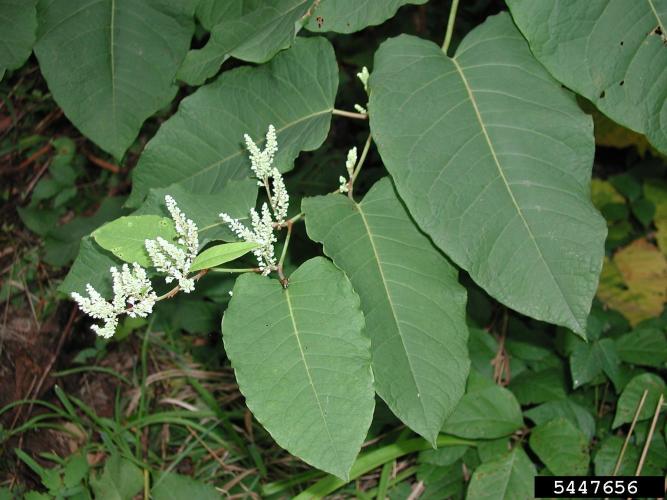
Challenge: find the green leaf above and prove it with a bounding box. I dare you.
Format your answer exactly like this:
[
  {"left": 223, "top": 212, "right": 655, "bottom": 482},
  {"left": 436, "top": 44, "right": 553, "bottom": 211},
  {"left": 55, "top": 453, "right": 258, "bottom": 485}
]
[
  {"left": 92, "top": 215, "right": 176, "bottom": 267},
  {"left": 305, "top": 0, "right": 427, "bottom": 33},
  {"left": 223, "top": 257, "right": 375, "bottom": 479},
  {"left": 570, "top": 338, "right": 621, "bottom": 389},
  {"left": 507, "top": 0, "right": 667, "bottom": 154},
  {"left": 190, "top": 242, "right": 258, "bottom": 272},
  {"left": 368, "top": 13, "right": 605, "bottom": 335},
  {"left": 59, "top": 237, "right": 122, "bottom": 297},
  {"left": 90, "top": 454, "right": 143, "bottom": 500},
  {"left": 128, "top": 37, "right": 337, "bottom": 207},
  {"left": 133, "top": 179, "right": 257, "bottom": 245},
  {"left": 509, "top": 368, "right": 567, "bottom": 405},
  {"left": 44, "top": 196, "right": 126, "bottom": 267},
  {"left": 615, "top": 327, "right": 667, "bottom": 367},
  {"left": 420, "top": 445, "right": 469, "bottom": 467},
  {"left": 477, "top": 439, "right": 512, "bottom": 463},
  {"left": 466, "top": 448, "right": 535, "bottom": 500},
  {"left": 530, "top": 418, "right": 590, "bottom": 475},
  {"left": 151, "top": 472, "right": 220, "bottom": 500},
  {"left": 594, "top": 435, "right": 639, "bottom": 476},
  {"left": 442, "top": 383, "right": 523, "bottom": 440},
  {"left": 63, "top": 453, "right": 88, "bottom": 488},
  {"left": 177, "top": 0, "right": 313, "bottom": 85},
  {"left": 0, "top": 0, "right": 37, "bottom": 70},
  {"left": 34, "top": 0, "right": 194, "bottom": 160},
  {"left": 303, "top": 178, "right": 469, "bottom": 444},
  {"left": 613, "top": 373, "right": 666, "bottom": 428},
  {"left": 524, "top": 399, "right": 596, "bottom": 441}
]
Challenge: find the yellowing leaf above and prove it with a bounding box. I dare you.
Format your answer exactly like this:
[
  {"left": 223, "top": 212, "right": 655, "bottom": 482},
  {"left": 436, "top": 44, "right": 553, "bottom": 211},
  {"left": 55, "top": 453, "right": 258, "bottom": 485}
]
[
  {"left": 592, "top": 110, "right": 651, "bottom": 157},
  {"left": 645, "top": 180, "right": 667, "bottom": 255},
  {"left": 591, "top": 179, "right": 624, "bottom": 209},
  {"left": 597, "top": 239, "right": 667, "bottom": 325}
]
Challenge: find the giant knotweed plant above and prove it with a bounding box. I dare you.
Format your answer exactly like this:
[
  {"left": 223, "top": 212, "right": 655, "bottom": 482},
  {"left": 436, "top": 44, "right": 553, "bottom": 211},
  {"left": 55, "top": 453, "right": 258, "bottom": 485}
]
[{"left": 11, "top": 0, "right": 658, "bottom": 486}]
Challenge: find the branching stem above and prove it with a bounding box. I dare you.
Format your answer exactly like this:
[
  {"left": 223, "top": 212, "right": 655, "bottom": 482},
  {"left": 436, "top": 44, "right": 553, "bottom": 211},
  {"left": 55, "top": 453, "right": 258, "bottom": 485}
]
[
  {"left": 332, "top": 108, "right": 368, "bottom": 120},
  {"left": 155, "top": 269, "right": 209, "bottom": 302},
  {"left": 348, "top": 133, "right": 373, "bottom": 198},
  {"left": 442, "top": 0, "right": 460, "bottom": 55}
]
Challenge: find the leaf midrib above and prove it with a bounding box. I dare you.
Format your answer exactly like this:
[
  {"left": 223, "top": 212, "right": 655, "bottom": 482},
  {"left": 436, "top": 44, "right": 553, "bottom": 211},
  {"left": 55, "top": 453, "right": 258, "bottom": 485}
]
[
  {"left": 355, "top": 201, "right": 430, "bottom": 429},
  {"left": 181, "top": 108, "right": 332, "bottom": 186},
  {"left": 647, "top": 0, "right": 666, "bottom": 36},
  {"left": 110, "top": 0, "right": 117, "bottom": 134},
  {"left": 283, "top": 286, "right": 341, "bottom": 466},
  {"left": 450, "top": 56, "right": 582, "bottom": 331}
]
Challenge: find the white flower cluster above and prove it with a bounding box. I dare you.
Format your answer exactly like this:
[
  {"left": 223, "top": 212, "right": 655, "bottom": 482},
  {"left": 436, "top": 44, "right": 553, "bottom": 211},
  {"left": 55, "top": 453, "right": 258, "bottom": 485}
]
[
  {"left": 71, "top": 263, "right": 156, "bottom": 338},
  {"left": 339, "top": 146, "right": 357, "bottom": 193},
  {"left": 244, "top": 124, "right": 278, "bottom": 179},
  {"left": 221, "top": 124, "right": 291, "bottom": 275},
  {"left": 145, "top": 195, "right": 199, "bottom": 293},
  {"left": 357, "top": 66, "right": 369, "bottom": 91},
  {"left": 221, "top": 203, "right": 277, "bottom": 275},
  {"left": 355, "top": 66, "right": 370, "bottom": 113}
]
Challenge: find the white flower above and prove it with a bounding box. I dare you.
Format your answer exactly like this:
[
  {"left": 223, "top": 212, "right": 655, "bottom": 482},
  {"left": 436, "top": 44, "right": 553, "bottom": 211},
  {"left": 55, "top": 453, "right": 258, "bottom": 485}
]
[
  {"left": 220, "top": 202, "right": 277, "bottom": 275},
  {"left": 145, "top": 196, "right": 199, "bottom": 292},
  {"left": 270, "top": 168, "right": 289, "bottom": 224},
  {"left": 72, "top": 263, "right": 156, "bottom": 338},
  {"left": 345, "top": 146, "right": 357, "bottom": 177},
  {"left": 165, "top": 195, "right": 198, "bottom": 257},
  {"left": 244, "top": 124, "right": 278, "bottom": 180},
  {"left": 72, "top": 283, "right": 118, "bottom": 338},
  {"left": 111, "top": 263, "right": 157, "bottom": 318},
  {"left": 357, "top": 66, "right": 370, "bottom": 92},
  {"left": 339, "top": 176, "right": 349, "bottom": 193}
]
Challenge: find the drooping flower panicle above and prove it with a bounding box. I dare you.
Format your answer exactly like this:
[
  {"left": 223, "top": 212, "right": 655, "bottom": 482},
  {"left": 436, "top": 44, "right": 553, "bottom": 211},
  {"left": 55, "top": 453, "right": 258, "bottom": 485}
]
[
  {"left": 145, "top": 196, "right": 200, "bottom": 293},
  {"left": 72, "top": 263, "right": 157, "bottom": 338}
]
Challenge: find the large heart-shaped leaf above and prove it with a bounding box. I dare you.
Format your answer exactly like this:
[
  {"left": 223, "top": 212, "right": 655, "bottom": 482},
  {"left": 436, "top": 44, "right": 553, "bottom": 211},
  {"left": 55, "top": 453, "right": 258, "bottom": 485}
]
[
  {"left": 0, "top": 0, "right": 37, "bottom": 71},
  {"left": 507, "top": 0, "right": 667, "bottom": 154},
  {"left": 303, "top": 178, "right": 469, "bottom": 444},
  {"left": 369, "top": 13, "right": 606, "bottom": 334},
  {"left": 34, "top": 0, "right": 195, "bottom": 160},
  {"left": 305, "top": 0, "right": 427, "bottom": 34},
  {"left": 128, "top": 37, "right": 338, "bottom": 207},
  {"left": 223, "top": 257, "right": 374, "bottom": 479},
  {"left": 177, "top": 0, "right": 313, "bottom": 85}
]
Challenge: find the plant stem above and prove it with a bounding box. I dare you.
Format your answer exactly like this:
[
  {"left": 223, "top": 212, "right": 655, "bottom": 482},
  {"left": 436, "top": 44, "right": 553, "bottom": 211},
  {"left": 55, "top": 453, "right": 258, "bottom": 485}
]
[
  {"left": 442, "top": 0, "right": 460, "bottom": 55},
  {"left": 294, "top": 435, "right": 473, "bottom": 499},
  {"left": 348, "top": 133, "right": 373, "bottom": 198},
  {"left": 209, "top": 267, "right": 259, "bottom": 273},
  {"left": 275, "top": 211, "right": 304, "bottom": 228},
  {"left": 332, "top": 108, "right": 368, "bottom": 120},
  {"left": 279, "top": 222, "right": 293, "bottom": 268},
  {"left": 154, "top": 269, "right": 209, "bottom": 302}
]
